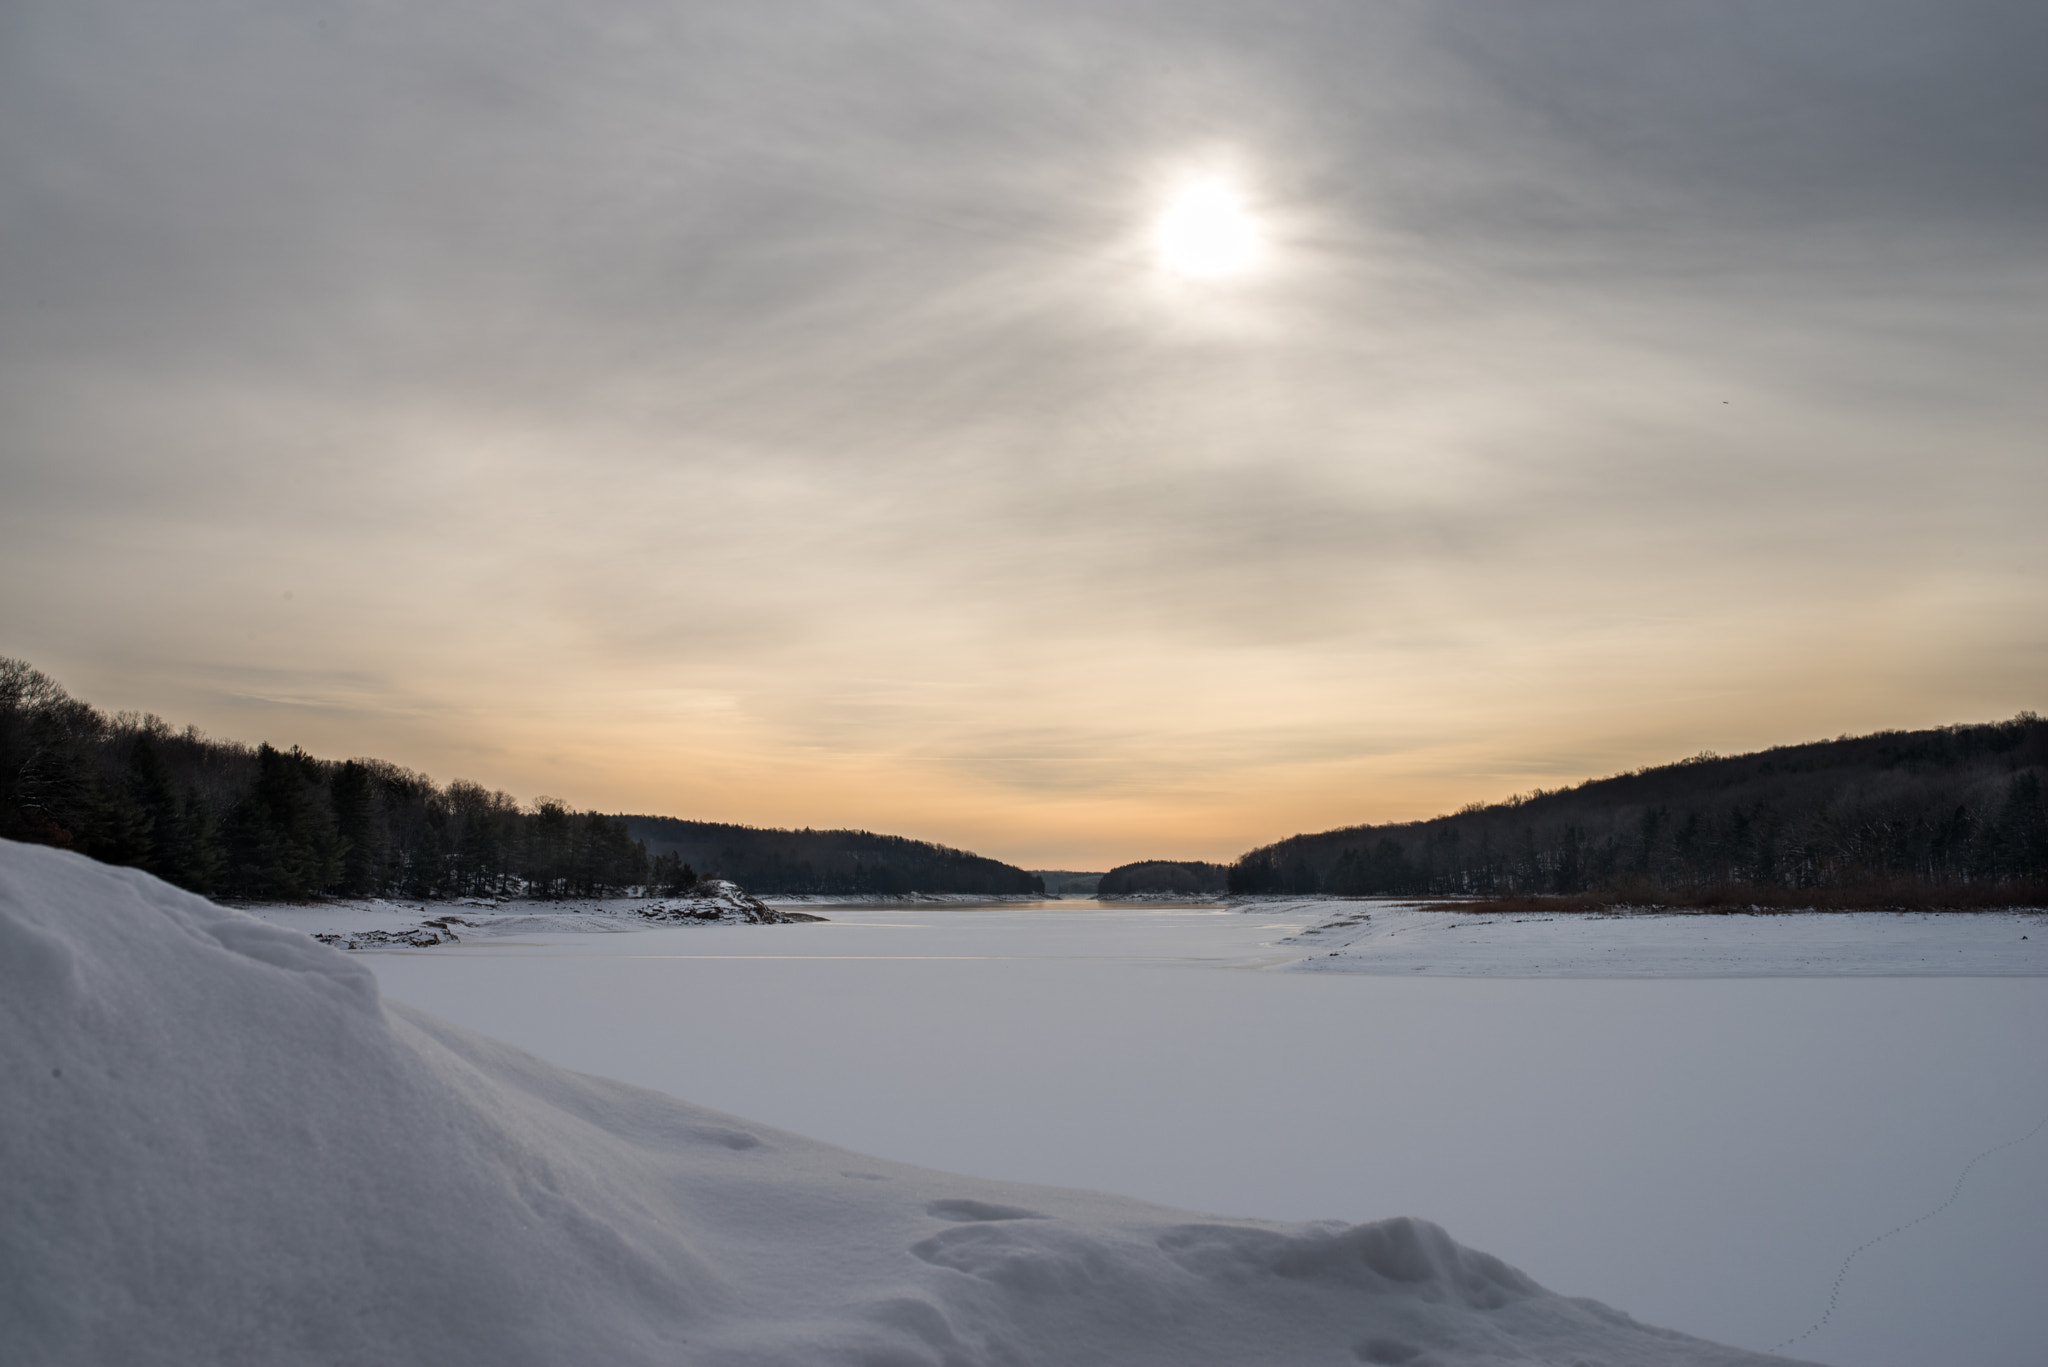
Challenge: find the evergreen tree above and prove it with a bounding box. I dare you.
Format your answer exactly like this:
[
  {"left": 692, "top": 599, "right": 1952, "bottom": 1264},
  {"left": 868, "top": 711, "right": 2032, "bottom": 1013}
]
[
  {"left": 227, "top": 744, "right": 339, "bottom": 899},
  {"left": 330, "top": 760, "right": 379, "bottom": 896}
]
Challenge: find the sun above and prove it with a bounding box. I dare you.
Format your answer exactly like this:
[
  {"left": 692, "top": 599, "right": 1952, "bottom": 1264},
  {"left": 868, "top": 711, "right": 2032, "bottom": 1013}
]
[{"left": 1152, "top": 178, "right": 1263, "bottom": 279}]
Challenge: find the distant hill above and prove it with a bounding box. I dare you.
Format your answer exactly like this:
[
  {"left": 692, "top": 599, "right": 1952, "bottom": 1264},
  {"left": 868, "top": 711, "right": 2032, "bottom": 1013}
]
[
  {"left": 621, "top": 816, "right": 1042, "bottom": 896},
  {"left": 1031, "top": 870, "right": 1104, "bottom": 895},
  {"left": 1229, "top": 716, "right": 2047, "bottom": 906},
  {"left": 1097, "top": 860, "right": 1228, "bottom": 895}
]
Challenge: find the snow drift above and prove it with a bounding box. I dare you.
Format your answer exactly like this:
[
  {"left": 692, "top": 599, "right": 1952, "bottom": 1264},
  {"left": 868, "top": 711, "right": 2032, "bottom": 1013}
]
[{"left": 1, "top": 840, "right": 1807, "bottom": 1366}]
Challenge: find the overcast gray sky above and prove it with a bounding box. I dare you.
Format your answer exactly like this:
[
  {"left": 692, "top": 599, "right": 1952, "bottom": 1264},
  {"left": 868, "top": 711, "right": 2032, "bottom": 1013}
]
[{"left": 3, "top": 0, "right": 2043, "bottom": 866}]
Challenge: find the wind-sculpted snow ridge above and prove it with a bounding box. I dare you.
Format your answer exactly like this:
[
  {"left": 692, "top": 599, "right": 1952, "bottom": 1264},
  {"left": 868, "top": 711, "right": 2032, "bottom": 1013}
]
[{"left": 1, "top": 839, "right": 1813, "bottom": 1367}]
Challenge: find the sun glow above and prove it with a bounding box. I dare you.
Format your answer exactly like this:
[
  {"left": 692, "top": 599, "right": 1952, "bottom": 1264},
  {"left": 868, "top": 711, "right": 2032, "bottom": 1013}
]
[{"left": 1152, "top": 178, "right": 1263, "bottom": 279}]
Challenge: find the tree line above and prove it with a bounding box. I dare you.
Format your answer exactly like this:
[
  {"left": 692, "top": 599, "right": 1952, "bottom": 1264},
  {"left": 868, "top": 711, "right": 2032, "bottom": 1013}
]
[
  {"left": 621, "top": 816, "right": 1043, "bottom": 896},
  {"left": 2, "top": 658, "right": 649, "bottom": 900},
  {"left": 1228, "top": 715, "right": 2048, "bottom": 906},
  {"left": 16, "top": 654, "right": 2038, "bottom": 909}
]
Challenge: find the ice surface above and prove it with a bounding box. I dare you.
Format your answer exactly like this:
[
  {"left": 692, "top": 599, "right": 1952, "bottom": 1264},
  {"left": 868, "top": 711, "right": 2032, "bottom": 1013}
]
[
  {"left": 358, "top": 899, "right": 2048, "bottom": 1367},
  {"left": 3, "top": 841, "right": 1813, "bottom": 1365}
]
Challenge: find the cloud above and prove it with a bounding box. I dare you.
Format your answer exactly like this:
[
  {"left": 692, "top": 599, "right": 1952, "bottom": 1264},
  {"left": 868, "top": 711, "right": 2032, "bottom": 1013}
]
[
  {"left": 1, "top": 0, "right": 2042, "bottom": 863},
  {"left": 1418, "top": 0, "right": 2048, "bottom": 236}
]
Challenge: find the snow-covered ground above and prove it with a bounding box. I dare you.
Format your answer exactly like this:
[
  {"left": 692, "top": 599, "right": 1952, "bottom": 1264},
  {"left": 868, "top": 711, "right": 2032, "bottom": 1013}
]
[
  {"left": 1263, "top": 899, "right": 2048, "bottom": 976},
  {"left": 238, "top": 890, "right": 2048, "bottom": 979},
  {"left": 352, "top": 897, "right": 2048, "bottom": 1367},
  {"left": 4, "top": 842, "right": 1806, "bottom": 1366}
]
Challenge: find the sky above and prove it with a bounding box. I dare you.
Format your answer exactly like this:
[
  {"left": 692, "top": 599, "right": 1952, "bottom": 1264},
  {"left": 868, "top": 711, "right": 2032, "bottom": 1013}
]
[{"left": 3, "top": 0, "right": 2043, "bottom": 869}]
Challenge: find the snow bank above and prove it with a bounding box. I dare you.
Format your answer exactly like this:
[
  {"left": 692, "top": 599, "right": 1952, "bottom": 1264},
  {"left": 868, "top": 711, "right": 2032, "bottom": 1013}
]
[{"left": 2, "top": 840, "right": 1807, "bottom": 1366}]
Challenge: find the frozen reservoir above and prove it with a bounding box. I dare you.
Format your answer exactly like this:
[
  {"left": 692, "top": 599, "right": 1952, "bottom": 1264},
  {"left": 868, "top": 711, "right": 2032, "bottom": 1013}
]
[{"left": 356, "top": 898, "right": 2048, "bottom": 1367}]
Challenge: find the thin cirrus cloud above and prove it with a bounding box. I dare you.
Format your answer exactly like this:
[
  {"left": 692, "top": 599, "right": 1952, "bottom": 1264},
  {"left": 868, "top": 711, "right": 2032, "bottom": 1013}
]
[{"left": 1, "top": 0, "right": 2041, "bottom": 866}]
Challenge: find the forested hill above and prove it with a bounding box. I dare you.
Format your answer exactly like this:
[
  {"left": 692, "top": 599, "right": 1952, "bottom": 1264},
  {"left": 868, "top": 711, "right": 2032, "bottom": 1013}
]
[
  {"left": 1096, "top": 860, "right": 1228, "bottom": 895},
  {"left": 1, "top": 657, "right": 648, "bottom": 900},
  {"left": 0, "top": 656, "right": 1044, "bottom": 901},
  {"left": 1230, "top": 716, "right": 2048, "bottom": 905},
  {"left": 620, "top": 817, "right": 1042, "bottom": 896}
]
